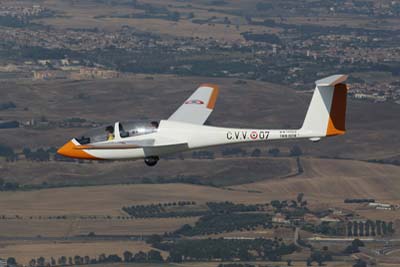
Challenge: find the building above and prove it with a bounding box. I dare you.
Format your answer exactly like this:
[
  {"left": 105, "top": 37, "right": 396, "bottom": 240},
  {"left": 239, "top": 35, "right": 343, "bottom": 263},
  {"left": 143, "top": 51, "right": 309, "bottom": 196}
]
[
  {"left": 320, "top": 215, "right": 342, "bottom": 222},
  {"left": 304, "top": 213, "right": 320, "bottom": 224},
  {"left": 368, "top": 202, "right": 394, "bottom": 210},
  {"left": 272, "top": 213, "right": 290, "bottom": 224},
  {"left": 33, "top": 70, "right": 68, "bottom": 80}
]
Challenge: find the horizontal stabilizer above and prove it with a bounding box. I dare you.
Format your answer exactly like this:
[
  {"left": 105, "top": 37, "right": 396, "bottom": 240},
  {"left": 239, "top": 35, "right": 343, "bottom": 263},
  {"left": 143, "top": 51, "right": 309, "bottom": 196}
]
[{"left": 315, "top": 74, "right": 348, "bottom": 87}]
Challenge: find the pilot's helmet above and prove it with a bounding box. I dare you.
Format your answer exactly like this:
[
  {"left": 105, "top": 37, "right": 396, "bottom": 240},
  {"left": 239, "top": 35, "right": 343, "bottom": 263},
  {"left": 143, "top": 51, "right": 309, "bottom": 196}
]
[{"left": 105, "top": 125, "right": 114, "bottom": 133}]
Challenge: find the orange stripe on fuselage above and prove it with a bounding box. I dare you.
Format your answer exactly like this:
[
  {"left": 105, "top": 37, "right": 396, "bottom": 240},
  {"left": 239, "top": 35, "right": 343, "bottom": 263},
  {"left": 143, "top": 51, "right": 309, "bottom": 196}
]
[{"left": 326, "top": 83, "right": 347, "bottom": 136}]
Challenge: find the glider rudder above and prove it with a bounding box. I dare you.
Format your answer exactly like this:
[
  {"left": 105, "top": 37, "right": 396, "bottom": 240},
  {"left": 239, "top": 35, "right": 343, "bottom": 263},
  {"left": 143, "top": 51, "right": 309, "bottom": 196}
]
[{"left": 300, "top": 74, "right": 348, "bottom": 138}]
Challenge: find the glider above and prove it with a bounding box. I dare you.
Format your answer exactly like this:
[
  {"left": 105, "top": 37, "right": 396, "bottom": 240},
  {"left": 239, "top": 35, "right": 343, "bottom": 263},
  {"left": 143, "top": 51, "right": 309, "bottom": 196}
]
[{"left": 58, "top": 74, "right": 348, "bottom": 166}]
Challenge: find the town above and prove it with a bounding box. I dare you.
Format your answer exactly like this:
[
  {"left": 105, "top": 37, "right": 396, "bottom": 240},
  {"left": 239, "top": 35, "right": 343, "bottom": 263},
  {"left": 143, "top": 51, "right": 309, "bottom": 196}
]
[{"left": 0, "top": 1, "right": 399, "bottom": 103}]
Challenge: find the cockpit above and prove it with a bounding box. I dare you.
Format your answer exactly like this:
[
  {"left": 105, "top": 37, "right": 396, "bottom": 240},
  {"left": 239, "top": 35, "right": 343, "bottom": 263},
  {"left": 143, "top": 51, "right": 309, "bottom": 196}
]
[{"left": 76, "top": 120, "right": 159, "bottom": 145}]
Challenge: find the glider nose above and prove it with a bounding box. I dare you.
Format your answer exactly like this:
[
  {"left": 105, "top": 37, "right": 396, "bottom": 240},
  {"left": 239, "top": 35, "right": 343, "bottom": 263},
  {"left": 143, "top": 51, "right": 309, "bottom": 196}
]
[
  {"left": 57, "top": 140, "right": 77, "bottom": 158},
  {"left": 57, "top": 139, "right": 98, "bottom": 160}
]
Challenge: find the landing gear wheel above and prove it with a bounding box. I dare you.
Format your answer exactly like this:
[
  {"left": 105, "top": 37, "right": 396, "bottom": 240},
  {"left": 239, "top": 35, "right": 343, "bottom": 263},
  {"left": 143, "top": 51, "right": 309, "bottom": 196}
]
[{"left": 144, "top": 156, "right": 159, "bottom": 167}]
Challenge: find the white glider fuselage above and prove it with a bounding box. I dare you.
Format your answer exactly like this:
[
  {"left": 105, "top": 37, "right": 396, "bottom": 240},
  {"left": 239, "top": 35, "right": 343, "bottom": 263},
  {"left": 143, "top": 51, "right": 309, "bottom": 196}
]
[
  {"left": 78, "top": 121, "right": 305, "bottom": 160},
  {"left": 58, "top": 74, "right": 348, "bottom": 166}
]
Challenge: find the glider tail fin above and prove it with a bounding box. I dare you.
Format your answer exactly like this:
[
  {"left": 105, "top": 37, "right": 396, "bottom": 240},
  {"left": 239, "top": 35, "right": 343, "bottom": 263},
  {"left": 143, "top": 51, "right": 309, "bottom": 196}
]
[{"left": 300, "top": 74, "right": 348, "bottom": 138}]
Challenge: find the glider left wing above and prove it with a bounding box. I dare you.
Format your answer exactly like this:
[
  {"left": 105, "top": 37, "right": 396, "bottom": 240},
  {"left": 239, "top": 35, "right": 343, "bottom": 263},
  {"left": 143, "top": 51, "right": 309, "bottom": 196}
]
[{"left": 168, "top": 84, "right": 219, "bottom": 125}]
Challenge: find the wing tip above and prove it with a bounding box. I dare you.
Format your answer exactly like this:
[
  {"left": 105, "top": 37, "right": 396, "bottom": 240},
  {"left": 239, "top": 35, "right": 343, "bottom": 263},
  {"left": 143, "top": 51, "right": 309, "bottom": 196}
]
[{"left": 199, "top": 83, "right": 219, "bottom": 109}]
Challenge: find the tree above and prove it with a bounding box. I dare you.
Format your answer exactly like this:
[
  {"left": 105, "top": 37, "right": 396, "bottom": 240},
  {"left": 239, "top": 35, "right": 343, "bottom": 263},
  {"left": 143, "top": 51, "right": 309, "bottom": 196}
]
[
  {"left": 133, "top": 251, "right": 147, "bottom": 262},
  {"left": 297, "top": 193, "right": 304, "bottom": 203},
  {"left": 353, "top": 221, "right": 358, "bottom": 236},
  {"left": 58, "top": 256, "right": 67, "bottom": 266},
  {"left": 271, "top": 200, "right": 283, "bottom": 210},
  {"left": 170, "top": 11, "right": 180, "bottom": 21},
  {"left": 344, "top": 239, "right": 364, "bottom": 254},
  {"left": 123, "top": 251, "right": 133, "bottom": 262},
  {"left": 251, "top": 148, "right": 261, "bottom": 157},
  {"left": 107, "top": 254, "right": 122, "bottom": 262},
  {"left": 268, "top": 148, "right": 280, "bottom": 157},
  {"left": 376, "top": 220, "right": 382, "bottom": 235},
  {"left": 74, "top": 255, "right": 82, "bottom": 265},
  {"left": 388, "top": 221, "right": 395, "bottom": 234},
  {"left": 238, "top": 247, "right": 251, "bottom": 261},
  {"left": 146, "top": 234, "right": 163, "bottom": 245},
  {"left": 7, "top": 257, "right": 17, "bottom": 266},
  {"left": 365, "top": 221, "right": 370, "bottom": 236},
  {"left": 359, "top": 221, "right": 364, "bottom": 236},
  {"left": 290, "top": 145, "right": 302, "bottom": 157},
  {"left": 37, "top": 257, "right": 45, "bottom": 267},
  {"left": 147, "top": 249, "right": 163, "bottom": 262},
  {"left": 98, "top": 253, "right": 106, "bottom": 263},
  {"left": 0, "top": 144, "right": 15, "bottom": 160},
  {"left": 382, "top": 221, "right": 388, "bottom": 235},
  {"left": 169, "top": 251, "right": 182, "bottom": 263},
  {"left": 347, "top": 221, "right": 353, "bottom": 236},
  {"left": 353, "top": 259, "right": 367, "bottom": 267},
  {"left": 352, "top": 238, "right": 365, "bottom": 247},
  {"left": 370, "top": 220, "right": 376, "bottom": 236},
  {"left": 3, "top": 182, "right": 19, "bottom": 191}
]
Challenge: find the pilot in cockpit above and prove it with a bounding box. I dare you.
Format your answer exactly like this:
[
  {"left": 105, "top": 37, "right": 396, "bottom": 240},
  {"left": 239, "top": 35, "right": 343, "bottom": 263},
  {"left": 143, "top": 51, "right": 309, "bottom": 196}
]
[{"left": 105, "top": 125, "right": 115, "bottom": 141}]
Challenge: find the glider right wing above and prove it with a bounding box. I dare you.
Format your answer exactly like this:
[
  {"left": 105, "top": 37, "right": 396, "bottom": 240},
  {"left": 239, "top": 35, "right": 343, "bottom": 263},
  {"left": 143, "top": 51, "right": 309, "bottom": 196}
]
[{"left": 168, "top": 84, "right": 219, "bottom": 125}]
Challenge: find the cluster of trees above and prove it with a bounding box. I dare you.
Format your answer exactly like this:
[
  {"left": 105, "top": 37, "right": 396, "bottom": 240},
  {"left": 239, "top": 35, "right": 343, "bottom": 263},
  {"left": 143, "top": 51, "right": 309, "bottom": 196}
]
[
  {"left": 302, "top": 221, "right": 346, "bottom": 236},
  {"left": 306, "top": 248, "right": 333, "bottom": 266},
  {"left": 173, "top": 213, "right": 272, "bottom": 236},
  {"left": 0, "top": 15, "right": 30, "bottom": 27},
  {"left": 347, "top": 220, "right": 395, "bottom": 237},
  {"left": 343, "top": 239, "right": 365, "bottom": 254},
  {"left": 123, "top": 200, "right": 273, "bottom": 221},
  {"left": 207, "top": 201, "right": 265, "bottom": 213},
  {"left": 0, "top": 178, "right": 19, "bottom": 191},
  {"left": 23, "top": 148, "right": 53, "bottom": 161},
  {"left": 0, "top": 120, "right": 19, "bottom": 129},
  {"left": 0, "top": 101, "right": 16, "bottom": 110},
  {"left": 3, "top": 257, "right": 17, "bottom": 267},
  {"left": 344, "top": 198, "right": 375, "bottom": 204},
  {"left": 303, "top": 220, "right": 396, "bottom": 237},
  {"left": 192, "top": 150, "right": 215, "bottom": 159},
  {"left": 155, "top": 238, "right": 296, "bottom": 262},
  {"left": 221, "top": 147, "right": 248, "bottom": 157},
  {"left": 241, "top": 32, "right": 282, "bottom": 44},
  {"left": 270, "top": 193, "right": 308, "bottom": 213},
  {"left": 0, "top": 9, "right": 54, "bottom": 28},
  {"left": 218, "top": 264, "right": 256, "bottom": 267},
  {"left": 0, "top": 144, "right": 17, "bottom": 161},
  {"left": 192, "top": 147, "right": 285, "bottom": 159},
  {"left": 368, "top": 158, "right": 400, "bottom": 166},
  {"left": 268, "top": 148, "right": 280, "bottom": 157},
  {"left": 122, "top": 201, "right": 200, "bottom": 218},
  {"left": 26, "top": 249, "right": 163, "bottom": 267},
  {"left": 0, "top": 145, "right": 60, "bottom": 162}
]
